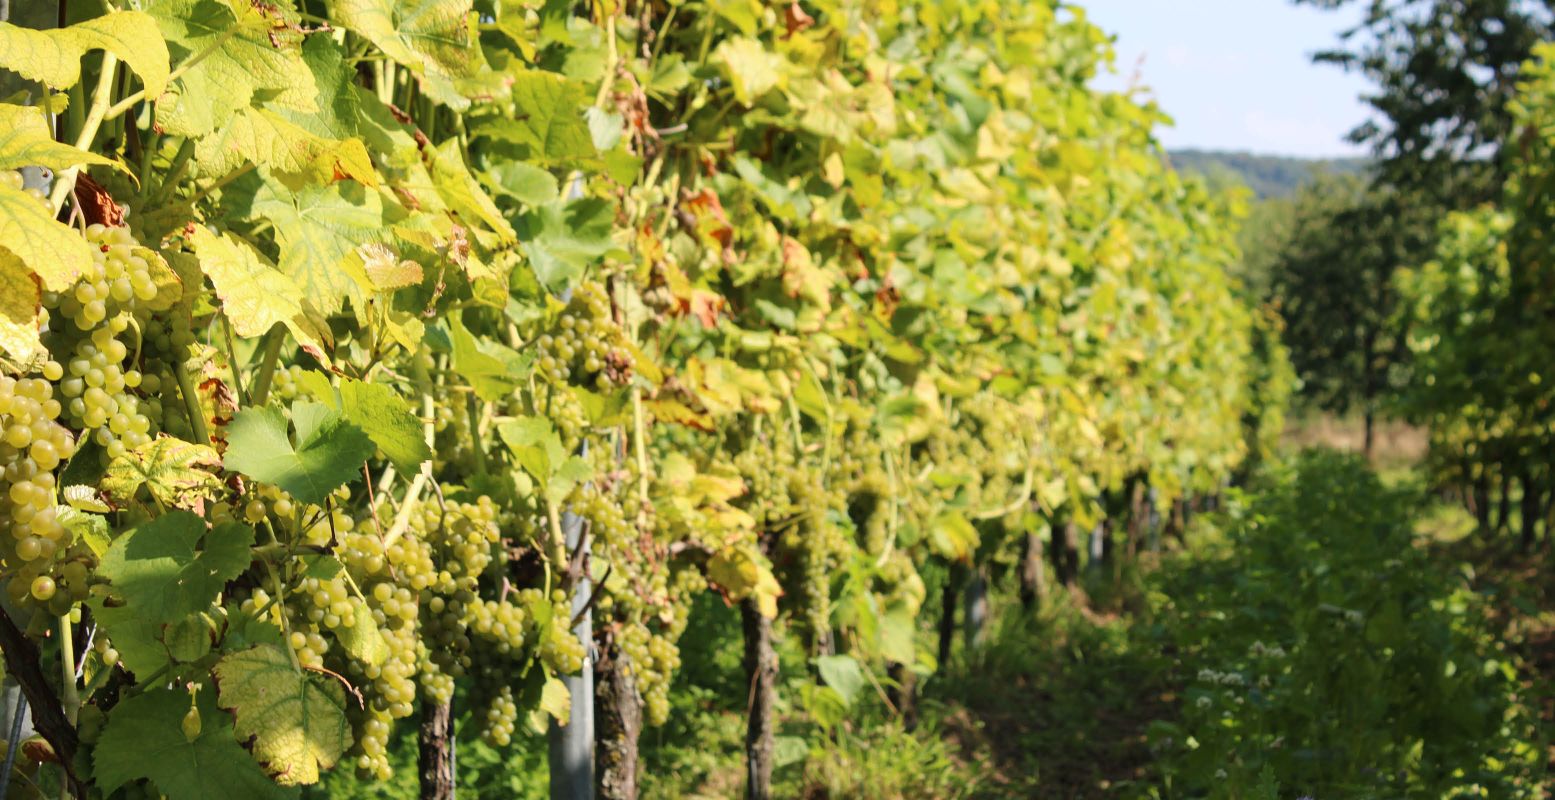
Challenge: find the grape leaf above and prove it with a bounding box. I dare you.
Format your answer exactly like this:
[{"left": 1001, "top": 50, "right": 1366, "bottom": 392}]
[
  {"left": 95, "top": 686, "right": 294, "bottom": 800},
  {"left": 447, "top": 313, "right": 524, "bottom": 402},
  {"left": 707, "top": 546, "right": 782, "bottom": 618},
  {"left": 0, "top": 104, "right": 120, "bottom": 174},
  {"left": 189, "top": 227, "right": 305, "bottom": 337},
  {"left": 94, "top": 513, "right": 255, "bottom": 674},
  {"left": 496, "top": 416, "right": 591, "bottom": 502},
  {"left": 713, "top": 37, "right": 786, "bottom": 106},
  {"left": 148, "top": 0, "right": 315, "bottom": 137},
  {"left": 0, "top": 179, "right": 94, "bottom": 293},
  {"left": 193, "top": 106, "right": 374, "bottom": 186},
  {"left": 0, "top": 12, "right": 169, "bottom": 96},
  {"left": 69, "top": 11, "right": 172, "bottom": 98},
  {"left": 336, "top": 599, "right": 389, "bottom": 668},
  {"left": 296, "top": 371, "right": 430, "bottom": 474},
  {"left": 334, "top": 0, "right": 478, "bottom": 110},
  {"left": 247, "top": 179, "right": 385, "bottom": 315},
  {"left": 814, "top": 655, "right": 865, "bottom": 706},
  {"left": 430, "top": 138, "right": 516, "bottom": 242},
  {"left": 0, "top": 250, "right": 42, "bottom": 362},
  {"left": 515, "top": 198, "right": 615, "bottom": 292},
  {"left": 100, "top": 434, "right": 223, "bottom": 510},
  {"left": 485, "top": 162, "right": 559, "bottom": 206},
  {"left": 214, "top": 644, "right": 353, "bottom": 786},
  {"left": 0, "top": 22, "right": 80, "bottom": 89},
  {"left": 224, "top": 403, "right": 375, "bottom": 505},
  {"left": 478, "top": 71, "right": 595, "bottom": 163},
  {"left": 540, "top": 674, "right": 571, "bottom": 726}
]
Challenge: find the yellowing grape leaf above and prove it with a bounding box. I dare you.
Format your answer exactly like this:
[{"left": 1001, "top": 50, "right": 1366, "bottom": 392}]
[
  {"left": 0, "top": 104, "right": 120, "bottom": 174},
  {"left": 0, "top": 22, "right": 80, "bottom": 89},
  {"left": 94, "top": 687, "right": 293, "bottom": 800},
  {"left": 334, "top": 0, "right": 478, "bottom": 109},
  {"left": 194, "top": 106, "right": 372, "bottom": 185},
  {"left": 249, "top": 180, "right": 385, "bottom": 315},
  {"left": 354, "top": 243, "right": 423, "bottom": 290},
  {"left": 69, "top": 11, "right": 171, "bottom": 97},
  {"left": 928, "top": 512, "right": 979, "bottom": 562},
  {"left": 336, "top": 599, "right": 389, "bottom": 668},
  {"left": 189, "top": 227, "right": 305, "bottom": 337},
  {"left": 708, "top": 546, "right": 782, "bottom": 618},
  {"left": 101, "top": 435, "right": 223, "bottom": 510},
  {"left": 0, "top": 12, "right": 169, "bottom": 97},
  {"left": 0, "top": 105, "right": 114, "bottom": 291},
  {"left": 713, "top": 37, "right": 786, "bottom": 106},
  {"left": 149, "top": 0, "right": 316, "bottom": 137},
  {"left": 214, "top": 644, "right": 352, "bottom": 786},
  {"left": 539, "top": 674, "right": 571, "bottom": 725},
  {"left": 0, "top": 250, "right": 42, "bottom": 362}
]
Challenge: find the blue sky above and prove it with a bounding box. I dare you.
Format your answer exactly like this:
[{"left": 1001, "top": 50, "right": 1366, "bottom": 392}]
[{"left": 1083, "top": 0, "right": 1375, "bottom": 158}]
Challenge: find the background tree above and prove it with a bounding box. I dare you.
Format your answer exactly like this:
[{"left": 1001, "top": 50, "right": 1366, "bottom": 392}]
[{"left": 1294, "top": 0, "right": 1553, "bottom": 201}]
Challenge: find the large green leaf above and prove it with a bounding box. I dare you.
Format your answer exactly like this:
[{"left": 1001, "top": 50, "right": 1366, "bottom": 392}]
[
  {"left": 496, "top": 416, "right": 592, "bottom": 503},
  {"left": 478, "top": 71, "right": 595, "bottom": 163},
  {"left": 516, "top": 197, "right": 615, "bottom": 291},
  {"left": 214, "top": 644, "right": 353, "bottom": 785},
  {"left": 94, "top": 513, "right": 254, "bottom": 674},
  {"left": 95, "top": 687, "right": 294, "bottom": 800},
  {"left": 296, "top": 372, "right": 430, "bottom": 474},
  {"left": 447, "top": 313, "right": 524, "bottom": 402},
  {"left": 223, "top": 402, "right": 376, "bottom": 505}
]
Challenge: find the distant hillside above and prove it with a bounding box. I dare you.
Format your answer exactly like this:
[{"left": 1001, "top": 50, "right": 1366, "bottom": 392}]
[{"left": 1168, "top": 149, "right": 1370, "bottom": 199}]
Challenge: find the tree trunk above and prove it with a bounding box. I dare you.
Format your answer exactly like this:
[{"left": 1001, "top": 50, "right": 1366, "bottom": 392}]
[
  {"left": 1496, "top": 471, "right": 1513, "bottom": 534},
  {"left": 1473, "top": 473, "right": 1491, "bottom": 534},
  {"left": 741, "top": 599, "right": 777, "bottom": 800},
  {"left": 886, "top": 662, "right": 918, "bottom": 731},
  {"left": 1520, "top": 472, "right": 1542, "bottom": 553},
  {"left": 962, "top": 566, "right": 988, "bottom": 653},
  {"left": 595, "top": 655, "right": 642, "bottom": 800},
  {"left": 1127, "top": 481, "right": 1147, "bottom": 559},
  {"left": 1051, "top": 521, "right": 1080, "bottom": 586},
  {"left": 1166, "top": 499, "right": 1188, "bottom": 547},
  {"left": 1362, "top": 407, "right": 1375, "bottom": 462},
  {"left": 418, "top": 698, "right": 455, "bottom": 800},
  {"left": 1019, "top": 529, "right": 1046, "bottom": 609},
  {"left": 937, "top": 567, "right": 959, "bottom": 668}
]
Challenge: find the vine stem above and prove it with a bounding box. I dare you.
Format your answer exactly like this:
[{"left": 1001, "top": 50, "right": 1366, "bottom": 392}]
[
  {"left": 384, "top": 366, "right": 437, "bottom": 549},
  {"left": 48, "top": 53, "right": 119, "bottom": 214},
  {"left": 57, "top": 618, "right": 76, "bottom": 800},
  {"left": 102, "top": 26, "right": 241, "bottom": 121},
  {"left": 631, "top": 386, "right": 649, "bottom": 507},
  {"left": 248, "top": 326, "right": 285, "bottom": 407},
  {"left": 173, "top": 353, "right": 212, "bottom": 445},
  {"left": 221, "top": 313, "right": 248, "bottom": 406}
]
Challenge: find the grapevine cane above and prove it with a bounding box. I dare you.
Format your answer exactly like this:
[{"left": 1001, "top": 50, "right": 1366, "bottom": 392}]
[{"left": 0, "top": 691, "right": 25, "bottom": 800}]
